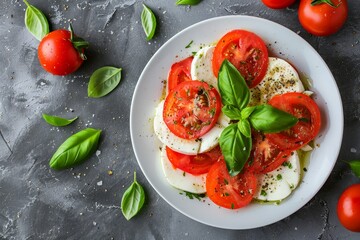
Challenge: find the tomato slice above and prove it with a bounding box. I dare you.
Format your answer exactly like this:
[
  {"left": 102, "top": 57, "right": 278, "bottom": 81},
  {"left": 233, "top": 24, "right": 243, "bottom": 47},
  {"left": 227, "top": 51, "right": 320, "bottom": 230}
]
[
  {"left": 245, "top": 131, "right": 292, "bottom": 174},
  {"left": 167, "top": 56, "right": 193, "bottom": 92},
  {"left": 166, "top": 146, "right": 222, "bottom": 175},
  {"left": 265, "top": 92, "right": 321, "bottom": 151},
  {"left": 212, "top": 30, "right": 269, "bottom": 88},
  {"left": 163, "top": 80, "right": 221, "bottom": 140},
  {"left": 206, "top": 158, "right": 257, "bottom": 209}
]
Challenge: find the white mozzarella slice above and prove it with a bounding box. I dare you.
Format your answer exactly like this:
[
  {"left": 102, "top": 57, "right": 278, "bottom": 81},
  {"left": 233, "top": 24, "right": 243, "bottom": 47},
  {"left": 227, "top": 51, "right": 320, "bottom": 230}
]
[
  {"left": 191, "top": 46, "right": 218, "bottom": 91},
  {"left": 250, "top": 57, "right": 304, "bottom": 105},
  {"left": 160, "top": 144, "right": 206, "bottom": 193},
  {"left": 254, "top": 151, "right": 301, "bottom": 202},
  {"left": 154, "top": 100, "right": 229, "bottom": 155}
]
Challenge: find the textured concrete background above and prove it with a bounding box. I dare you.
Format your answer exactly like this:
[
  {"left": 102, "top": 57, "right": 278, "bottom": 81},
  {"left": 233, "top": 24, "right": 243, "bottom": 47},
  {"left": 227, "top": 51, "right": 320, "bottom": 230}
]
[{"left": 0, "top": 0, "right": 359, "bottom": 239}]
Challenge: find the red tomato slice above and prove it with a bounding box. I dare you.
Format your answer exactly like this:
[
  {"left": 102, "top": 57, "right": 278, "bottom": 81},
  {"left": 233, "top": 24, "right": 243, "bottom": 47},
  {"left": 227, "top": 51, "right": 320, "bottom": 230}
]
[
  {"left": 245, "top": 131, "right": 292, "bottom": 174},
  {"left": 166, "top": 146, "right": 222, "bottom": 175},
  {"left": 206, "top": 158, "right": 257, "bottom": 209},
  {"left": 167, "top": 56, "right": 193, "bottom": 92},
  {"left": 212, "top": 30, "right": 269, "bottom": 88},
  {"left": 265, "top": 92, "right": 321, "bottom": 151},
  {"left": 163, "top": 80, "right": 221, "bottom": 140}
]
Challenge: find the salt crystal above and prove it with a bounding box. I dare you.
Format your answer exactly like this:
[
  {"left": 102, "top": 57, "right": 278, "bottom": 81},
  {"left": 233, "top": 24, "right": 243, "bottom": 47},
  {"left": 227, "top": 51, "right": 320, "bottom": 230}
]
[
  {"left": 93, "top": 221, "right": 97, "bottom": 226},
  {"left": 350, "top": 148, "right": 357, "bottom": 153},
  {"left": 97, "top": 181, "right": 103, "bottom": 186},
  {"left": 96, "top": 150, "right": 101, "bottom": 156}
]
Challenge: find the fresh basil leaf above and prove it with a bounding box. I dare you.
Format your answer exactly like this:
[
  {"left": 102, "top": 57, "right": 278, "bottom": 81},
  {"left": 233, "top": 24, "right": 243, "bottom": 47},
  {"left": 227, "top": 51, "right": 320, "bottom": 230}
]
[
  {"left": 23, "top": 0, "right": 49, "bottom": 41},
  {"left": 218, "top": 60, "right": 250, "bottom": 110},
  {"left": 121, "top": 171, "right": 146, "bottom": 220},
  {"left": 249, "top": 104, "right": 298, "bottom": 133},
  {"left": 49, "top": 128, "right": 101, "bottom": 170},
  {"left": 42, "top": 113, "right": 78, "bottom": 127},
  {"left": 238, "top": 119, "right": 251, "bottom": 138},
  {"left": 222, "top": 105, "right": 242, "bottom": 120},
  {"left": 176, "top": 0, "right": 202, "bottom": 5},
  {"left": 348, "top": 160, "right": 360, "bottom": 178},
  {"left": 219, "top": 123, "right": 251, "bottom": 176},
  {"left": 141, "top": 4, "right": 157, "bottom": 41},
  {"left": 88, "top": 66, "right": 122, "bottom": 98},
  {"left": 241, "top": 106, "right": 256, "bottom": 119}
]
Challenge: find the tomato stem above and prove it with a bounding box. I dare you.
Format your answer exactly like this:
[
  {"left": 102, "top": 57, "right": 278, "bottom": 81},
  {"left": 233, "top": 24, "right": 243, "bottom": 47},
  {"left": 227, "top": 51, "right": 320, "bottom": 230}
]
[
  {"left": 68, "top": 23, "right": 89, "bottom": 60},
  {"left": 311, "top": 0, "right": 338, "bottom": 7}
]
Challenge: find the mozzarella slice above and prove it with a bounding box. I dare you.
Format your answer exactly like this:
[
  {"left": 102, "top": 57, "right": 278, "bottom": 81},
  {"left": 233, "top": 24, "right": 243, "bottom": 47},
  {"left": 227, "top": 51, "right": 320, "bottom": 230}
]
[
  {"left": 160, "top": 144, "right": 206, "bottom": 193},
  {"left": 191, "top": 46, "right": 218, "bottom": 91},
  {"left": 153, "top": 100, "right": 229, "bottom": 155},
  {"left": 254, "top": 151, "right": 301, "bottom": 202},
  {"left": 250, "top": 57, "right": 304, "bottom": 105}
]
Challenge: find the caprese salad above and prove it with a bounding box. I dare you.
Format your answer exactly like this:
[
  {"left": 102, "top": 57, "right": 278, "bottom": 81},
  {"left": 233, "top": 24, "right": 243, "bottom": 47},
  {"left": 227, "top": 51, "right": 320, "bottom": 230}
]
[{"left": 154, "top": 29, "right": 321, "bottom": 209}]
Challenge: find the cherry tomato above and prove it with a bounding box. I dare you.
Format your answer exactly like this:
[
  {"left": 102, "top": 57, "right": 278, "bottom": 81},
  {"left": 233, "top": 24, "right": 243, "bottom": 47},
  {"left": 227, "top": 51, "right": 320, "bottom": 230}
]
[
  {"left": 166, "top": 146, "right": 222, "bottom": 175},
  {"left": 206, "top": 158, "right": 257, "bottom": 209},
  {"left": 163, "top": 80, "right": 221, "bottom": 140},
  {"left": 298, "top": 0, "right": 348, "bottom": 36},
  {"left": 245, "top": 131, "right": 292, "bottom": 174},
  {"left": 38, "top": 29, "right": 84, "bottom": 75},
  {"left": 337, "top": 184, "right": 360, "bottom": 232},
  {"left": 261, "top": 0, "right": 296, "bottom": 9},
  {"left": 167, "top": 56, "right": 193, "bottom": 92},
  {"left": 265, "top": 92, "right": 321, "bottom": 151},
  {"left": 212, "top": 30, "right": 269, "bottom": 88}
]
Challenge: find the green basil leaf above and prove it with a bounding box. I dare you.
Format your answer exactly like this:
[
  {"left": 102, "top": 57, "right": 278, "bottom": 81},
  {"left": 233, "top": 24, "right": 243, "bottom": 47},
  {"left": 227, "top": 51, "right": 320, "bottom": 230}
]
[
  {"left": 49, "top": 128, "right": 101, "bottom": 170},
  {"left": 121, "top": 171, "right": 146, "bottom": 220},
  {"left": 348, "top": 160, "right": 360, "bottom": 178},
  {"left": 23, "top": 0, "right": 49, "bottom": 41},
  {"left": 42, "top": 113, "right": 78, "bottom": 127},
  {"left": 222, "top": 105, "right": 242, "bottom": 120},
  {"left": 241, "top": 106, "right": 256, "bottom": 119},
  {"left": 218, "top": 60, "right": 250, "bottom": 110},
  {"left": 141, "top": 4, "right": 157, "bottom": 41},
  {"left": 176, "top": 0, "right": 202, "bottom": 5},
  {"left": 219, "top": 123, "right": 251, "bottom": 176},
  {"left": 249, "top": 104, "right": 298, "bottom": 133},
  {"left": 238, "top": 119, "right": 251, "bottom": 138},
  {"left": 88, "top": 66, "right": 122, "bottom": 98}
]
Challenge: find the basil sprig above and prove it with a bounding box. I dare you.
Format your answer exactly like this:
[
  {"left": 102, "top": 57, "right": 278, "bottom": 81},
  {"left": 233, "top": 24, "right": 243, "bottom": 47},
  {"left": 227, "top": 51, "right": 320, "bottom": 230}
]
[
  {"left": 88, "top": 66, "right": 122, "bottom": 98},
  {"left": 176, "top": 0, "right": 202, "bottom": 5},
  {"left": 121, "top": 171, "right": 146, "bottom": 220},
  {"left": 42, "top": 113, "right": 78, "bottom": 127},
  {"left": 141, "top": 4, "right": 157, "bottom": 41},
  {"left": 218, "top": 60, "right": 298, "bottom": 176},
  {"left": 49, "top": 128, "right": 101, "bottom": 170},
  {"left": 23, "top": 0, "right": 49, "bottom": 41},
  {"left": 348, "top": 160, "right": 360, "bottom": 178}
]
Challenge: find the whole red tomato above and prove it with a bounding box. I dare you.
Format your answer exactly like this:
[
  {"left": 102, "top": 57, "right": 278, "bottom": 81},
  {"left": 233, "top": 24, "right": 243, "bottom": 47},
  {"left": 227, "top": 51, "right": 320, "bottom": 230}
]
[
  {"left": 261, "top": 0, "right": 296, "bottom": 9},
  {"left": 38, "top": 29, "right": 88, "bottom": 75},
  {"left": 298, "top": 0, "right": 348, "bottom": 36},
  {"left": 337, "top": 184, "right": 360, "bottom": 232}
]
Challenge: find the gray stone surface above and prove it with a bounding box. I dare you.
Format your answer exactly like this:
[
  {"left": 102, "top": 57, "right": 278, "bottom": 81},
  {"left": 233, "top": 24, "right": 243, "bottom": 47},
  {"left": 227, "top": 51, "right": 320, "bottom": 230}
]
[{"left": 1, "top": 0, "right": 359, "bottom": 239}]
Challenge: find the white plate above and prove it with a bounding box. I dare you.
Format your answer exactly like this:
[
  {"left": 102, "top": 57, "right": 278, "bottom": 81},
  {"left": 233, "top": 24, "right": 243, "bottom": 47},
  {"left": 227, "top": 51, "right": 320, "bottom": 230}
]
[{"left": 130, "top": 16, "right": 343, "bottom": 229}]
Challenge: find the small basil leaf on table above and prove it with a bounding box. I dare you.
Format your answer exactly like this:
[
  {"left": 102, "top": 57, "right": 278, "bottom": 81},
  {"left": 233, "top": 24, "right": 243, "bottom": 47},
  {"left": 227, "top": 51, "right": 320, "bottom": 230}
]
[
  {"left": 88, "top": 66, "right": 122, "bottom": 98},
  {"left": 238, "top": 119, "right": 251, "bottom": 138},
  {"left": 219, "top": 123, "right": 252, "bottom": 176},
  {"left": 49, "top": 128, "right": 101, "bottom": 170},
  {"left": 348, "top": 160, "right": 360, "bottom": 178},
  {"left": 176, "top": 0, "right": 202, "bottom": 5},
  {"left": 42, "top": 113, "right": 78, "bottom": 127},
  {"left": 249, "top": 104, "right": 298, "bottom": 133},
  {"left": 222, "top": 105, "right": 242, "bottom": 120},
  {"left": 23, "top": 0, "right": 49, "bottom": 41},
  {"left": 141, "top": 4, "right": 157, "bottom": 41},
  {"left": 218, "top": 60, "right": 250, "bottom": 110},
  {"left": 121, "top": 171, "right": 146, "bottom": 220}
]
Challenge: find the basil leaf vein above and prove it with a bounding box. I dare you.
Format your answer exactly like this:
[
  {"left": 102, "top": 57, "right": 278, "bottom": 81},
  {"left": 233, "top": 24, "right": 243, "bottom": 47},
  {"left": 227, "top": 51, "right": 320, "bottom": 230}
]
[
  {"left": 141, "top": 4, "right": 157, "bottom": 41},
  {"left": 121, "top": 171, "right": 146, "bottom": 220},
  {"left": 42, "top": 113, "right": 78, "bottom": 127},
  {"left": 176, "top": 0, "right": 202, "bottom": 5},
  {"left": 219, "top": 124, "right": 251, "bottom": 176},
  {"left": 88, "top": 66, "right": 122, "bottom": 98},
  {"left": 249, "top": 104, "right": 298, "bottom": 133},
  {"left": 218, "top": 60, "right": 250, "bottom": 110},
  {"left": 23, "top": 0, "right": 49, "bottom": 41},
  {"left": 49, "top": 128, "right": 101, "bottom": 170},
  {"left": 348, "top": 160, "right": 360, "bottom": 178}
]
